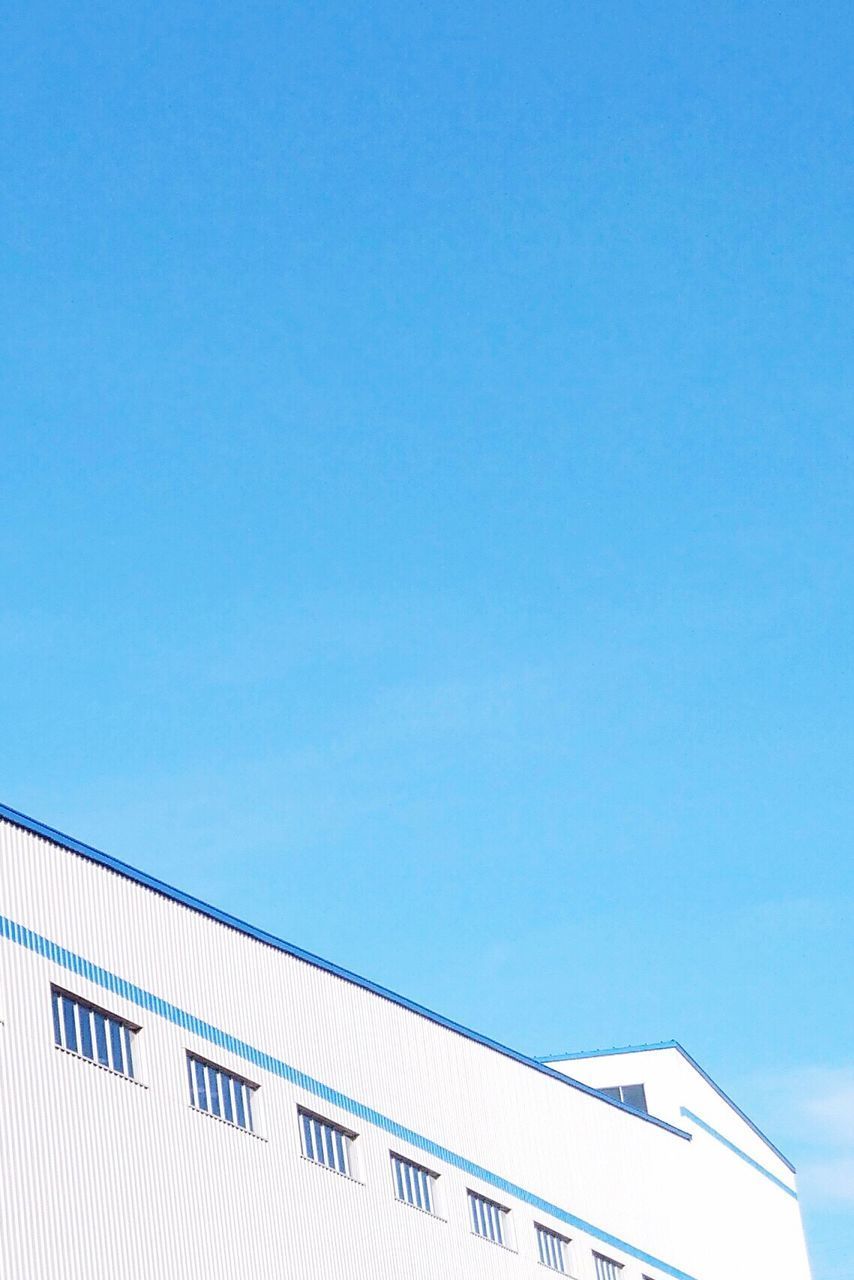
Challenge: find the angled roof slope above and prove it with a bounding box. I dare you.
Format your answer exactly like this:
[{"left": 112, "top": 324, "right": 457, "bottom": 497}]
[
  {"left": 0, "top": 800, "right": 689, "bottom": 1140},
  {"left": 539, "top": 1041, "right": 794, "bottom": 1173}
]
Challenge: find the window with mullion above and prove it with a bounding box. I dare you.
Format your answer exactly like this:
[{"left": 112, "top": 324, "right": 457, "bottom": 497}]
[
  {"left": 593, "top": 1252, "right": 624, "bottom": 1280},
  {"left": 299, "top": 1109, "right": 355, "bottom": 1177},
  {"left": 599, "top": 1083, "right": 648, "bottom": 1113},
  {"left": 536, "top": 1224, "right": 570, "bottom": 1273},
  {"left": 187, "top": 1053, "right": 254, "bottom": 1133},
  {"left": 468, "top": 1190, "right": 510, "bottom": 1247},
  {"left": 51, "top": 988, "right": 136, "bottom": 1079},
  {"left": 390, "top": 1153, "right": 438, "bottom": 1215}
]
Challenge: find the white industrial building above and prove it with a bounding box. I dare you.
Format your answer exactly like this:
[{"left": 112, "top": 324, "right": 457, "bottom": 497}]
[{"left": 0, "top": 801, "right": 812, "bottom": 1279}]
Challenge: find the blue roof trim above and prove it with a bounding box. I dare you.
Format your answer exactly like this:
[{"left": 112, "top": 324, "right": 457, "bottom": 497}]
[
  {"left": 539, "top": 1042, "right": 795, "bottom": 1174},
  {"left": 680, "top": 1110, "right": 797, "bottom": 1199},
  {"left": 539, "top": 1042, "right": 681, "bottom": 1063},
  {"left": 0, "top": 909, "right": 698, "bottom": 1280},
  {"left": 0, "top": 801, "right": 689, "bottom": 1141}
]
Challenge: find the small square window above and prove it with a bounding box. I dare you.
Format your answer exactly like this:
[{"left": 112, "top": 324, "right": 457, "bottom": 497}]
[{"left": 599, "top": 1083, "right": 648, "bottom": 1113}]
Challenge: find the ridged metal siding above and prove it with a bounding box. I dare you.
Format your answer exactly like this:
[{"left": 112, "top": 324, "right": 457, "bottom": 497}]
[{"left": 0, "top": 816, "right": 813, "bottom": 1280}]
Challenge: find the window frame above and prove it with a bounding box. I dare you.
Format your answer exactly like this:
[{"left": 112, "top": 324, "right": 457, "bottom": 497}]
[
  {"left": 467, "top": 1188, "right": 514, "bottom": 1250},
  {"left": 599, "top": 1083, "right": 648, "bottom": 1113},
  {"left": 51, "top": 985, "right": 140, "bottom": 1082},
  {"left": 298, "top": 1106, "right": 359, "bottom": 1181},
  {"left": 593, "top": 1251, "right": 625, "bottom": 1280},
  {"left": 186, "top": 1050, "right": 259, "bottom": 1135},
  {"left": 389, "top": 1150, "right": 442, "bottom": 1217},
  {"left": 535, "top": 1223, "right": 572, "bottom": 1273}
]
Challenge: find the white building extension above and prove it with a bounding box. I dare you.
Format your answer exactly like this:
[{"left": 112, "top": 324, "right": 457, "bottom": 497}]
[{"left": 0, "top": 802, "right": 812, "bottom": 1280}]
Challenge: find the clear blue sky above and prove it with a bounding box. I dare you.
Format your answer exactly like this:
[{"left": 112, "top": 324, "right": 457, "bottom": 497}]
[{"left": 3, "top": 3, "right": 852, "bottom": 1274}]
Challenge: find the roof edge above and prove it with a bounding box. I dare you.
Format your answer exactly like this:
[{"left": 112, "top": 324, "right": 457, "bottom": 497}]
[
  {"left": 538, "top": 1041, "right": 681, "bottom": 1063},
  {"left": 0, "top": 800, "right": 691, "bottom": 1142},
  {"left": 538, "top": 1042, "right": 795, "bottom": 1174}
]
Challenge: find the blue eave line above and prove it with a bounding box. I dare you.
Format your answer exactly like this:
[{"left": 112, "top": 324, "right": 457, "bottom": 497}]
[
  {"left": 0, "top": 800, "right": 690, "bottom": 1141},
  {"left": 680, "top": 1109, "right": 797, "bottom": 1199},
  {"left": 538, "top": 1042, "right": 795, "bottom": 1174}
]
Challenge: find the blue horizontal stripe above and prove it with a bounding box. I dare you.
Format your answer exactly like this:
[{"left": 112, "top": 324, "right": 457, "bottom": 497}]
[
  {"left": 0, "top": 910, "right": 697, "bottom": 1280},
  {"left": 680, "top": 1109, "right": 797, "bottom": 1199}
]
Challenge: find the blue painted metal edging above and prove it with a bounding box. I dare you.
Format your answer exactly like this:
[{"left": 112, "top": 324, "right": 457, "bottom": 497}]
[
  {"left": 680, "top": 1109, "right": 797, "bottom": 1200},
  {"left": 539, "top": 1042, "right": 683, "bottom": 1062},
  {"left": 538, "top": 1041, "right": 795, "bottom": 1174},
  {"left": 0, "top": 909, "right": 698, "bottom": 1280},
  {"left": 0, "top": 800, "right": 689, "bottom": 1141}
]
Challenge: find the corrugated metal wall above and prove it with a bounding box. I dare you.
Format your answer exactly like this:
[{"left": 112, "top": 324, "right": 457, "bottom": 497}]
[{"left": 0, "top": 816, "right": 812, "bottom": 1280}]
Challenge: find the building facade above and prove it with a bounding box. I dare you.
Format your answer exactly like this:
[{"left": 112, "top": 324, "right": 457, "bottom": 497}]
[{"left": 0, "top": 802, "right": 812, "bottom": 1279}]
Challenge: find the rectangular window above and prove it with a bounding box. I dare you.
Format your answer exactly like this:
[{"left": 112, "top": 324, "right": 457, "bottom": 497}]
[
  {"left": 391, "top": 1152, "right": 438, "bottom": 1214},
  {"left": 536, "top": 1224, "right": 570, "bottom": 1272},
  {"left": 599, "top": 1083, "right": 648, "bottom": 1113},
  {"left": 593, "top": 1253, "right": 624, "bottom": 1280},
  {"left": 468, "top": 1190, "right": 510, "bottom": 1247},
  {"left": 187, "top": 1053, "right": 255, "bottom": 1132},
  {"left": 52, "top": 988, "right": 135, "bottom": 1078},
  {"left": 299, "top": 1109, "right": 355, "bottom": 1177}
]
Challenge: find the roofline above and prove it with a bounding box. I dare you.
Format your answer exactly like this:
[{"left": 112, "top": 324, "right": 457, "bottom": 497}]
[
  {"left": 0, "top": 801, "right": 690, "bottom": 1142},
  {"left": 539, "top": 1041, "right": 682, "bottom": 1063},
  {"left": 538, "top": 1042, "right": 795, "bottom": 1173}
]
